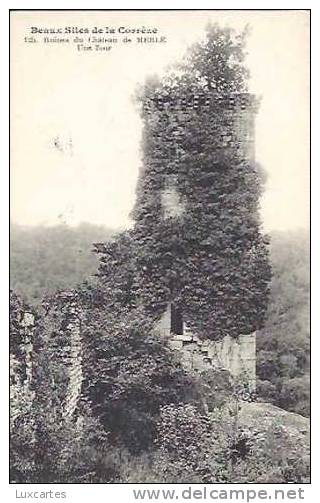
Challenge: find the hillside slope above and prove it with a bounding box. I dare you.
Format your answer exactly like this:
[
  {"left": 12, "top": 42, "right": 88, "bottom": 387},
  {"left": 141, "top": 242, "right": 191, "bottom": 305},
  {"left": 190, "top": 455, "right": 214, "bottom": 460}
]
[
  {"left": 10, "top": 223, "right": 117, "bottom": 304},
  {"left": 256, "top": 229, "right": 310, "bottom": 416}
]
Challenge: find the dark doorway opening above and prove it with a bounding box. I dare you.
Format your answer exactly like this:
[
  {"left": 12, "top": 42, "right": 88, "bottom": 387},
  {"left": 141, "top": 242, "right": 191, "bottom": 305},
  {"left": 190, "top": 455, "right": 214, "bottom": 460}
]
[{"left": 170, "top": 304, "right": 183, "bottom": 335}]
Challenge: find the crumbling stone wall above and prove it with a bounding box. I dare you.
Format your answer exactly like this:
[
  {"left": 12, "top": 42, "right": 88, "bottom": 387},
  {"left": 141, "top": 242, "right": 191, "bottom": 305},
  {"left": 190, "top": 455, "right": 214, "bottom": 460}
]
[
  {"left": 60, "top": 293, "right": 83, "bottom": 419},
  {"left": 10, "top": 310, "right": 35, "bottom": 427},
  {"left": 41, "top": 291, "right": 84, "bottom": 419},
  {"left": 156, "top": 304, "right": 256, "bottom": 391},
  {"left": 10, "top": 291, "right": 84, "bottom": 424}
]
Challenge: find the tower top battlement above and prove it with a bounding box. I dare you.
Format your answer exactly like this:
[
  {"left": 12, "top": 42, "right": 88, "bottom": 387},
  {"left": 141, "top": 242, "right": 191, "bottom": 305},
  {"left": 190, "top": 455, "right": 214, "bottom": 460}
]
[{"left": 142, "top": 92, "right": 260, "bottom": 115}]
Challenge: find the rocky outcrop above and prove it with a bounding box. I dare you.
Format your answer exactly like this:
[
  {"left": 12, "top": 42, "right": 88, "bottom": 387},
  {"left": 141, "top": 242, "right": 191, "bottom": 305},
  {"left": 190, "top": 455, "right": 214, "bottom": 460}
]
[{"left": 235, "top": 401, "right": 310, "bottom": 483}]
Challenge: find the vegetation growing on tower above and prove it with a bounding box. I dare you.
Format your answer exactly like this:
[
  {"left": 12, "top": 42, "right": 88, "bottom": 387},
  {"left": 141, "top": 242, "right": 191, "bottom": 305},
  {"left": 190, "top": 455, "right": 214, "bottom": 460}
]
[
  {"left": 10, "top": 23, "right": 309, "bottom": 484},
  {"left": 107, "top": 23, "right": 272, "bottom": 339}
]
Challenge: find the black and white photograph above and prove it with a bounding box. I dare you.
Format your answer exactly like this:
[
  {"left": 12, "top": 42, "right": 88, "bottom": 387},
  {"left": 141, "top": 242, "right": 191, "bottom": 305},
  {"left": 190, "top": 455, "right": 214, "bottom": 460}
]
[{"left": 9, "top": 9, "right": 310, "bottom": 487}]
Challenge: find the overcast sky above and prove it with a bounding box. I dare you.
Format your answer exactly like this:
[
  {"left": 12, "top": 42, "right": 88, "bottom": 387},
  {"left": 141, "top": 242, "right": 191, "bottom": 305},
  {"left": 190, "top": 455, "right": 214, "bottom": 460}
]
[{"left": 11, "top": 10, "right": 309, "bottom": 232}]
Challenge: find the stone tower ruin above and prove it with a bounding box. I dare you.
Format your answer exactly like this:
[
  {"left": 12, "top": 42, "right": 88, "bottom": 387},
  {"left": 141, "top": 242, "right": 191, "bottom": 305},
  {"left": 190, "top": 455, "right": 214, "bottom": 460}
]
[{"left": 141, "top": 90, "right": 260, "bottom": 391}]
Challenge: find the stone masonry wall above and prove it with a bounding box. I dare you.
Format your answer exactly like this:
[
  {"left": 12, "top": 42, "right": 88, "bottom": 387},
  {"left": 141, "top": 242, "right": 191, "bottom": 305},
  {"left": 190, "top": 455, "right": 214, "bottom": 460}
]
[
  {"left": 143, "top": 92, "right": 258, "bottom": 163},
  {"left": 62, "top": 295, "right": 83, "bottom": 419},
  {"left": 10, "top": 311, "right": 35, "bottom": 427},
  {"left": 156, "top": 304, "right": 256, "bottom": 391},
  {"left": 10, "top": 293, "right": 84, "bottom": 424}
]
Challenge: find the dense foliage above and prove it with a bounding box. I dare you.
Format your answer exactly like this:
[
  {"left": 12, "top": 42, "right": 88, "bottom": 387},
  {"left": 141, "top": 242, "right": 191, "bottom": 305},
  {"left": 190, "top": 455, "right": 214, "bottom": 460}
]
[
  {"left": 80, "top": 288, "right": 198, "bottom": 454},
  {"left": 10, "top": 288, "right": 198, "bottom": 482},
  {"left": 256, "top": 230, "right": 310, "bottom": 416},
  {"left": 151, "top": 401, "right": 310, "bottom": 484},
  {"left": 129, "top": 23, "right": 271, "bottom": 339},
  {"left": 10, "top": 290, "right": 116, "bottom": 483},
  {"left": 11, "top": 227, "right": 309, "bottom": 481}
]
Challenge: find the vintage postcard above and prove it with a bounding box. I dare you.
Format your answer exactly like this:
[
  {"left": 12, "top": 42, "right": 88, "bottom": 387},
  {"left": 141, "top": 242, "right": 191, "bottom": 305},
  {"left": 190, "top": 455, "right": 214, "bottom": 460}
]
[{"left": 10, "top": 9, "right": 310, "bottom": 489}]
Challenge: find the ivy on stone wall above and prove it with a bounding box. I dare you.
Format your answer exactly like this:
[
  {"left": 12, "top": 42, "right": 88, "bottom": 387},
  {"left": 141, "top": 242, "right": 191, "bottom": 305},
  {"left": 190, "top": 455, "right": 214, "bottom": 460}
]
[{"left": 95, "top": 24, "right": 271, "bottom": 340}]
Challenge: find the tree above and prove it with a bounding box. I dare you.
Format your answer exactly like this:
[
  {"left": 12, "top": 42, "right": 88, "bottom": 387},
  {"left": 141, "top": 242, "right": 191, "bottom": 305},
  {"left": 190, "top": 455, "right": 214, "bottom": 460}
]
[
  {"left": 80, "top": 289, "right": 198, "bottom": 454},
  {"left": 168, "top": 23, "right": 250, "bottom": 94}
]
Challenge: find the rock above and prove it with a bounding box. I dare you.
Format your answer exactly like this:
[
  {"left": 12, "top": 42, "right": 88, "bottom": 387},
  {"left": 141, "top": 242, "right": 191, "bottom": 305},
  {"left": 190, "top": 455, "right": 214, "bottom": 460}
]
[
  {"left": 236, "top": 401, "right": 310, "bottom": 482},
  {"left": 238, "top": 401, "right": 310, "bottom": 437}
]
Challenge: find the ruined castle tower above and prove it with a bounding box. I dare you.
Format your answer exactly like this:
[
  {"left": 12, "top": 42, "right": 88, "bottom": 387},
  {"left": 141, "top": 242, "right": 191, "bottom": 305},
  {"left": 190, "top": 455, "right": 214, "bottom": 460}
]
[{"left": 133, "top": 89, "right": 262, "bottom": 391}]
